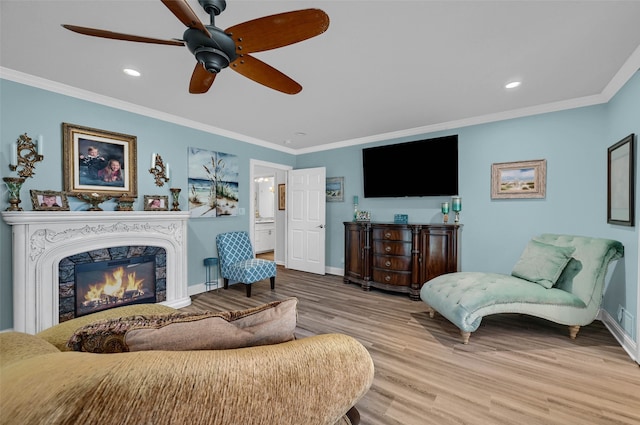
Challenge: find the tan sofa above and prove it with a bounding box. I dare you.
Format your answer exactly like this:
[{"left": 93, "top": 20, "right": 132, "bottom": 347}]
[{"left": 1, "top": 304, "right": 374, "bottom": 425}]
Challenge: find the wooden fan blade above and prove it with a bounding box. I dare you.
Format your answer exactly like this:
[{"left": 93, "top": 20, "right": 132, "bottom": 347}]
[
  {"left": 161, "top": 0, "right": 210, "bottom": 36},
  {"left": 189, "top": 62, "right": 216, "bottom": 94},
  {"left": 225, "top": 9, "right": 329, "bottom": 54},
  {"left": 62, "top": 25, "right": 184, "bottom": 46},
  {"left": 230, "top": 55, "right": 302, "bottom": 94}
]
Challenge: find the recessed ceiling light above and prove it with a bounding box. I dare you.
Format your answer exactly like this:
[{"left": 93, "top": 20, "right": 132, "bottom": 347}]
[
  {"left": 505, "top": 81, "right": 521, "bottom": 89},
  {"left": 123, "top": 68, "right": 141, "bottom": 77}
]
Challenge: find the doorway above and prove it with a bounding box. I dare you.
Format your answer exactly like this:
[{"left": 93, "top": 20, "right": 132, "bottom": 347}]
[{"left": 250, "top": 160, "right": 292, "bottom": 266}]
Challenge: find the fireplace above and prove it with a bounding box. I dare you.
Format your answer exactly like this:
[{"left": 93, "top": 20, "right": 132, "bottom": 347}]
[
  {"left": 70, "top": 251, "right": 158, "bottom": 319},
  {"left": 2, "top": 211, "right": 191, "bottom": 334}
]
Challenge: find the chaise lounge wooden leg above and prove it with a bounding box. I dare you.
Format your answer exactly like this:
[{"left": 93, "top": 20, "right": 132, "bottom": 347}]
[
  {"left": 245, "top": 283, "right": 252, "bottom": 297},
  {"left": 568, "top": 325, "right": 580, "bottom": 339},
  {"left": 426, "top": 306, "right": 435, "bottom": 318},
  {"left": 270, "top": 276, "right": 275, "bottom": 290},
  {"left": 460, "top": 331, "right": 471, "bottom": 344}
]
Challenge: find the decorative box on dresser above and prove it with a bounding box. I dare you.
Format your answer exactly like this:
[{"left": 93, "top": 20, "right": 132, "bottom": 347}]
[{"left": 344, "top": 222, "right": 462, "bottom": 300}]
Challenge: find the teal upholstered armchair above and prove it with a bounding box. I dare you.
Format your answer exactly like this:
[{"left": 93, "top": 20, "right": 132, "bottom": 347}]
[
  {"left": 420, "top": 234, "right": 624, "bottom": 344},
  {"left": 216, "top": 231, "right": 277, "bottom": 297}
]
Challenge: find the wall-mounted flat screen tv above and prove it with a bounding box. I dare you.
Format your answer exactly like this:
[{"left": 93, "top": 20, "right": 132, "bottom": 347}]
[{"left": 362, "top": 135, "right": 458, "bottom": 198}]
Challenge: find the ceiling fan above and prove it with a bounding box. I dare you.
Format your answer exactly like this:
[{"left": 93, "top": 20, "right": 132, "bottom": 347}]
[{"left": 62, "top": 0, "right": 329, "bottom": 94}]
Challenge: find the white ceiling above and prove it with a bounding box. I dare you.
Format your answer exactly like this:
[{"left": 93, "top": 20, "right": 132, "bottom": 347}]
[{"left": 2, "top": 1, "right": 640, "bottom": 153}]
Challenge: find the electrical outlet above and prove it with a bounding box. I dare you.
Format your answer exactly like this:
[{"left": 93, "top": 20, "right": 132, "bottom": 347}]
[{"left": 617, "top": 305, "right": 624, "bottom": 322}]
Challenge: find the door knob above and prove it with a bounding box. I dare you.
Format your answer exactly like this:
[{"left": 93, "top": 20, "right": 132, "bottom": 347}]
[{"left": 317, "top": 224, "right": 325, "bottom": 229}]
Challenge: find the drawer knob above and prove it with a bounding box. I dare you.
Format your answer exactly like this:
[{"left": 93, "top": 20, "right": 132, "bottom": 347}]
[
  {"left": 384, "top": 232, "right": 391, "bottom": 239},
  {"left": 385, "top": 246, "right": 391, "bottom": 252},
  {"left": 384, "top": 275, "right": 391, "bottom": 282},
  {"left": 385, "top": 260, "right": 391, "bottom": 267}
]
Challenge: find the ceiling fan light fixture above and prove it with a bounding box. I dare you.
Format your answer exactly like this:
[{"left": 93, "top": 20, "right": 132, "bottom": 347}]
[
  {"left": 194, "top": 47, "right": 230, "bottom": 73},
  {"left": 123, "top": 68, "right": 141, "bottom": 77}
]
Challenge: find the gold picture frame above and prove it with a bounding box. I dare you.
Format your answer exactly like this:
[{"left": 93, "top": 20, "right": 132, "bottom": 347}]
[
  {"left": 30, "top": 190, "right": 70, "bottom": 211},
  {"left": 62, "top": 123, "right": 137, "bottom": 197},
  {"left": 491, "top": 159, "right": 546, "bottom": 199},
  {"left": 278, "top": 184, "right": 286, "bottom": 210},
  {"left": 144, "top": 195, "right": 169, "bottom": 211}
]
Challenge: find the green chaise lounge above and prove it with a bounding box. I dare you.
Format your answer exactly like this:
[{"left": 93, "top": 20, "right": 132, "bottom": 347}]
[{"left": 420, "top": 234, "right": 624, "bottom": 344}]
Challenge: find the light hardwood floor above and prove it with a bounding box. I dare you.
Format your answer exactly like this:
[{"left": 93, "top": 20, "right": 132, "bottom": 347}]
[{"left": 181, "top": 266, "right": 640, "bottom": 425}]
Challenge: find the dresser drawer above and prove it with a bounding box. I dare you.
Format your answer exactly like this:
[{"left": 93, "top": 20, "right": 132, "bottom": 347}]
[
  {"left": 373, "top": 255, "right": 411, "bottom": 271},
  {"left": 372, "top": 228, "right": 411, "bottom": 242},
  {"left": 373, "top": 241, "right": 411, "bottom": 256},
  {"left": 372, "top": 269, "right": 412, "bottom": 286}
]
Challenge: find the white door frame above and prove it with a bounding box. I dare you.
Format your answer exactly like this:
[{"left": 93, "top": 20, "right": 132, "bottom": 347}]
[{"left": 249, "top": 159, "right": 292, "bottom": 265}]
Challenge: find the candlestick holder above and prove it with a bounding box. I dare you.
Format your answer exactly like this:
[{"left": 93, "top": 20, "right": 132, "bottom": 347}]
[
  {"left": 149, "top": 153, "right": 169, "bottom": 187},
  {"left": 170, "top": 187, "right": 181, "bottom": 211},
  {"left": 3, "top": 177, "right": 26, "bottom": 211},
  {"left": 451, "top": 196, "right": 462, "bottom": 223},
  {"left": 9, "top": 133, "right": 44, "bottom": 179},
  {"left": 441, "top": 202, "right": 450, "bottom": 224},
  {"left": 116, "top": 194, "right": 136, "bottom": 211}
]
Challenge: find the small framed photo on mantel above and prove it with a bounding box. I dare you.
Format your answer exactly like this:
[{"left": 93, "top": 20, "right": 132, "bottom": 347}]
[
  {"left": 144, "top": 195, "right": 169, "bottom": 211},
  {"left": 30, "top": 190, "right": 70, "bottom": 211}
]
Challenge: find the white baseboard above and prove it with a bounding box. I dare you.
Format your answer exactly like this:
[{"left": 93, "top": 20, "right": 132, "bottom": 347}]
[
  {"left": 188, "top": 280, "right": 223, "bottom": 296},
  {"left": 325, "top": 266, "right": 343, "bottom": 276},
  {"left": 599, "top": 308, "right": 638, "bottom": 363}
]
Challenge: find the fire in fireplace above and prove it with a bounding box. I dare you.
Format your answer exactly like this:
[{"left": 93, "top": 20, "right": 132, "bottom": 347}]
[{"left": 75, "top": 255, "right": 157, "bottom": 317}]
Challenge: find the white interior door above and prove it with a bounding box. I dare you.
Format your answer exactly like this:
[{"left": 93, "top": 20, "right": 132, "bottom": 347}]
[{"left": 287, "top": 167, "right": 326, "bottom": 274}]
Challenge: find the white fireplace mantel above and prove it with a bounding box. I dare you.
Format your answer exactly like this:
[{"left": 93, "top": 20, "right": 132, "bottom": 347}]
[{"left": 2, "top": 211, "right": 192, "bottom": 333}]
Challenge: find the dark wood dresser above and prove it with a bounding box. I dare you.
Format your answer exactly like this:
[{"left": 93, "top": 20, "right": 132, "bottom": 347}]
[{"left": 344, "top": 222, "right": 462, "bottom": 300}]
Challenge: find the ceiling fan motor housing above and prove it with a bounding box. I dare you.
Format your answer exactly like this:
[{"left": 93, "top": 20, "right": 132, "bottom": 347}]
[
  {"left": 184, "top": 27, "right": 237, "bottom": 73},
  {"left": 199, "top": 0, "right": 226, "bottom": 16}
]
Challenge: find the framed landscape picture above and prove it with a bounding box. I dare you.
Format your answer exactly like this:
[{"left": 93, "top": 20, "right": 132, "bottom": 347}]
[
  {"left": 491, "top": 159, "right": 546, "bottom": 199},
  {"left": 607, "top": 134, "right": 635, "bottom": 226},
  {"left": 62, "top": 123, "right": 137, "bottom": 197},
  {"left": 326, "top": 177, "right": 344, "bottom": 202}
]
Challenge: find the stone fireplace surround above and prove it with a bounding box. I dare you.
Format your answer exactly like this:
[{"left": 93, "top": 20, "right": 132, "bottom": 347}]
[{"left": 2, "top": 211, "right": 191, "bottom": 334}]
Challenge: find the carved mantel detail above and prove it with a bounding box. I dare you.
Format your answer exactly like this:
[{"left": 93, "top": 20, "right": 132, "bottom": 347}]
[{"left": 29, "top": 221, "right": 184, "bottom": 261}]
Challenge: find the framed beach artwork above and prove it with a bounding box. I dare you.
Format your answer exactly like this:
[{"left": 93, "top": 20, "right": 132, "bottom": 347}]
[
  {"left": 62, "top": 123, "right": 137, "bottom": 197},
  {"left": 326, "top": 177, "right": 344, "bottom": 202},
  {"left": 607, "top": 134, "right": 635, "bottom": 226},
  {"left": 491, "top": 159, "right": 546, "bottom": 199},
  {"left": 188, "top": 147, "right": 239, "bottom": 218}
]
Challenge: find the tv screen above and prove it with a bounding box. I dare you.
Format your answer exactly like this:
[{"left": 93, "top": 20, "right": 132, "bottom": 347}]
[{"left": 362, "top": 135, "right": 458, "bottom": 198}]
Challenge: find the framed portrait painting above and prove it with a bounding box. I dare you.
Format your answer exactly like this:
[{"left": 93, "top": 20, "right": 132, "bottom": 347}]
[
  {"left": 30, "top": 190, "right": 69, "bottom": 211},
  {"left": 62, "top": 123, "right": 137, "bottom": 197},
  {"left": 607, "top": 134, "right": 635, "bottom": 226},
  {"left": 491, "top": 159, "right": 546, "bottom": 199}
]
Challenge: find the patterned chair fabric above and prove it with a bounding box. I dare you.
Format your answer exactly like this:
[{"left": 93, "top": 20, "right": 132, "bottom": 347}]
[{"left": 216, "top": 231, "right": 276, "bottom": 297}]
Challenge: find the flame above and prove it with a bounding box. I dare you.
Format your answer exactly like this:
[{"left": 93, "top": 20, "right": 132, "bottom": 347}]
[{"left": 83, "top": 266, "right": 146, "bottom": 303}]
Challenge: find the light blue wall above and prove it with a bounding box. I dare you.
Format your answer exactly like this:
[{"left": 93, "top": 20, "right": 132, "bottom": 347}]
[
  {"left": 298, "top": 71, "right": 639, "bottom": 340},
  {"left": 0, "top": 79, "right": 295, "bottom": 330},
  {"left": 1, "top": 73, "right": 638, "bottom": 341}
]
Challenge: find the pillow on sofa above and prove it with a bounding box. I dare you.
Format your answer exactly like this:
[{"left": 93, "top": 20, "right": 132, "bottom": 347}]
[
  {"left": 511, "top": 240, "right": 576, "bottom": 289},
  {"left": 67, "top": 297, "right": 297, "bottom": 353}
]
